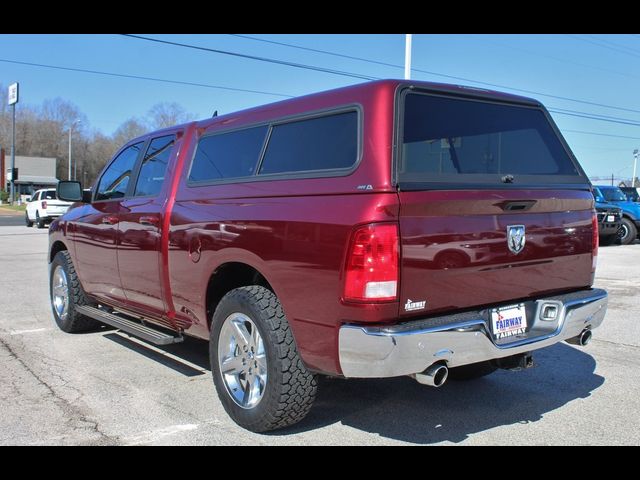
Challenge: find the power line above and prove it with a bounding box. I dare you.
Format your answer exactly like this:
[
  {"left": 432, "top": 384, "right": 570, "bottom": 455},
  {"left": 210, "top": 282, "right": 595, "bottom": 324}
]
[
  {"left": 470, "top": 34, "right": 640, "bottom": 83},
  {"left": 550, "top": 107, "right": 640, "bottom": 124},
  {"left": 121, "top": 34, "right": 378, "bottom": 81},
  {"left": 548, "top": 108, "right": 640, "bottom": 127},
  {"left": 584, "top": 35, "right": 640, "bottom": 55},
  {"left": 0, "top": 57, "right": 294, "bottom": 99},
  {"left": 229, "top": 33, "right": 640, "bottom": 116},
  {"left": 562, "top": 129, "right": 640, "bottom": 141},
  {"left": 4, "top": 48, "right": 640, "bottom": 143},
  {"left": 229, "top": 33, "right": 403, "bottom": 70},
  {"left": 123, "top": 33, "right": 640, "bottom": 128},
  {"left": 566, "top": 34, "right": 640, "bottom": 59}
]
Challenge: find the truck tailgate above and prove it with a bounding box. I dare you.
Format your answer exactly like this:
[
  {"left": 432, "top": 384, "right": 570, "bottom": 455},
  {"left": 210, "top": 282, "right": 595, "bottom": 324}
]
[{"left": 398, "top": 188, "right": 594, "bottom": 317}]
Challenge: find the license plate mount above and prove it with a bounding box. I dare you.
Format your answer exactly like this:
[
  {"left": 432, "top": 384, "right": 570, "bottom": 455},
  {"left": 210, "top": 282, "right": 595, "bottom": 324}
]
[{"left": 490, "top": 303, "right": 527, "bottom": 340}]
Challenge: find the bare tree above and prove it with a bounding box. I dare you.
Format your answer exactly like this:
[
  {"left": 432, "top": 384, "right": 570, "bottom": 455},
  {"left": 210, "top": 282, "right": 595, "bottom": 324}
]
[
  {"left": 0, "top": 88, "right": 196, "bottom": 189},
  {"left": 112, "top": 118, "right": 148, "bottom": 147},
  {"left": 147, "top": 102, "right": 195, "bottom": 130}
]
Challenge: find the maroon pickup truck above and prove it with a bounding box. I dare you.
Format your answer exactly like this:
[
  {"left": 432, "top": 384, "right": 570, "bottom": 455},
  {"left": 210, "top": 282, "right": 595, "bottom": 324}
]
[{"left": 49, "top": 79, "right": 608, "bottom": 432}]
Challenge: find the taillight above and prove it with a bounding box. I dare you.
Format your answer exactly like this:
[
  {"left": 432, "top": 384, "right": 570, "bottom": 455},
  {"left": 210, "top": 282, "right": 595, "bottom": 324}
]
[
  {"left": 41, "top": 201, "right": 47, "bottom": 209},
  {"left": 591, "top": 211, "right": 599, "bottom": 272},
  {"left": 344, "top": 223, "right": 399, "bottom": 302}
]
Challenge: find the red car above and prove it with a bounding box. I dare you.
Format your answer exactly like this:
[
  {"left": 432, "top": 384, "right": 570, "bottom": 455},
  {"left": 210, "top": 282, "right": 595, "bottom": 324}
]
[{"left": 49, "top": 79, "right": 607, "bottom": 432}]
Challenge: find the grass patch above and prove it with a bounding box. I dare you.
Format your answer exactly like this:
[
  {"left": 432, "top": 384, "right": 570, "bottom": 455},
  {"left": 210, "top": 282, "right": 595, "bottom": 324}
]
[{"left": 0, "top": 204, "right": 27, "bottom": 212}]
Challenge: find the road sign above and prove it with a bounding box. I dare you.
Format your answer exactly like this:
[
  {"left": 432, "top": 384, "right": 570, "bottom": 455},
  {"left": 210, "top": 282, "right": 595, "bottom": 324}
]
[{"left": 8, "top": 83, "right": 18, "bottom": 105}]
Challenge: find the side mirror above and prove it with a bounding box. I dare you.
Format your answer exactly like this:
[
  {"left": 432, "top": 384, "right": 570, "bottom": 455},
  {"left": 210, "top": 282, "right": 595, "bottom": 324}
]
[
  {"left": 25, "top": 197, "right": 31, "bottom": 202},
  {"left": 57, "top": 181, "right": 90, "bottom": 203}
]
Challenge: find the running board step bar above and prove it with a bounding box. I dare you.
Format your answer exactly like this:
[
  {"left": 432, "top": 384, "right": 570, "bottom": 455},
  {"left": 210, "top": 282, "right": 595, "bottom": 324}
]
[{"left": 76, "top": 305, "right": 183, "bottom": 345}]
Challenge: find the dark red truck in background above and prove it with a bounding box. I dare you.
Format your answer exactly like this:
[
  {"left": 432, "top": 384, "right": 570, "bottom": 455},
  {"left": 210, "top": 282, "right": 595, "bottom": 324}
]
[{"left": 49, "top": 79, "right": 608, "bottom": 432}]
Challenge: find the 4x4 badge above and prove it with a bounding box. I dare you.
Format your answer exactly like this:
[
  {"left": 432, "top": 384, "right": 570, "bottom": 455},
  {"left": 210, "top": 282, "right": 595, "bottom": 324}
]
[{"left": 507, "top": 225, "right": 526, "bottom": 254}]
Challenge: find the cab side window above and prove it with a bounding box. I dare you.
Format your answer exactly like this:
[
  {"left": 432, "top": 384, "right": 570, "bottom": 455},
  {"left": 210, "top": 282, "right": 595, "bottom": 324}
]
[
  {"left": 95, "top": 142, "right": 144, "bottom": 201},
  {"left": 134, "top": 135, "right": 175, "bottom": 197}
]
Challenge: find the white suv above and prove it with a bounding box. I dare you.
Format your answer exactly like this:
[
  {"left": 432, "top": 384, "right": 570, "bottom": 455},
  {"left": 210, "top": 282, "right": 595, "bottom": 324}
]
[{"left": 26, "top": 188, "right": 73, "bottom": 228}]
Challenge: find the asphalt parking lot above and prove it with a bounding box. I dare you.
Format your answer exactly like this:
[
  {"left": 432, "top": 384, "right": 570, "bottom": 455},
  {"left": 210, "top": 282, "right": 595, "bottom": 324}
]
[{"left": 1, "top": 224, "right": 639, "bottom": 445}]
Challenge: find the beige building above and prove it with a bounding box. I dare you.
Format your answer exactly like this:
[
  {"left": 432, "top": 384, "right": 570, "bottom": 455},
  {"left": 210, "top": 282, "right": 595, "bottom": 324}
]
[{"left": 3, "top": 155, "right": 59, "bottom": 197}]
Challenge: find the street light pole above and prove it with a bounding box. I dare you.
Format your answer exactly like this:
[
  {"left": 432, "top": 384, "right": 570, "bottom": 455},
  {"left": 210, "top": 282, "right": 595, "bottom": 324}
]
[
  {"left": 404, "top": 34, "right": 413, "bottom": 80},
  {"left": 68, "top": 120, "right": 80, "bottom": 181},
  {"left": 633, "top": 149, "right": 638, "bottom": 188},
  {"left": 8, "top": 82, "right": 19, "bottom": 204}
]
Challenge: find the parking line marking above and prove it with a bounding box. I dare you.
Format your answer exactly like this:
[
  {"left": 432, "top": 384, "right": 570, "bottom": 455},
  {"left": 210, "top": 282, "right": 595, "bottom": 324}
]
[
  {"left": 123, "top": 423, "right": 200, "bottom": 445},
  {"left": 9, "top": 328, "right": 49, "bottom": 335}
]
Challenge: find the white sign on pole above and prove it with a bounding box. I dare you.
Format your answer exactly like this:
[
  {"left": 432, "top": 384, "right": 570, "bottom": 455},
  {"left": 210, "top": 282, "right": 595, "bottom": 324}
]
[{"left": 8, "top": 83, "right": 19, "bottom": 105}]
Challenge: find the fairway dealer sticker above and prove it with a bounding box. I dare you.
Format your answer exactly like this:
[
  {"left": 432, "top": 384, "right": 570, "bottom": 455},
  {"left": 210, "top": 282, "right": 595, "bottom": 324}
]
[{"left": 405, "top": 299, "right": 426, "bottom": 312}]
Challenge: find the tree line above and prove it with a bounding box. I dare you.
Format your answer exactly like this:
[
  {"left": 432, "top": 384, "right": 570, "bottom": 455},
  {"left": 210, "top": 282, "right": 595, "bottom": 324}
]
[{"left": 0, "top": 82, "right": 195, "bottom": 188}]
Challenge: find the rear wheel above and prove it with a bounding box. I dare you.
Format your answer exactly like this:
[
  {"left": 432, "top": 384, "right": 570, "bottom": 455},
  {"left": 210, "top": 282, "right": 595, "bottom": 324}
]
[
  {"left": 36, "top": 212, "right": 45, "bottom": 229},
  {"left": 210, "top": 286, "right": 317, "bottom": 432},
  {"left": 50, "top": 250, "right": 100, "bottom": 333},
  {"left": 448, "top": 361, "right": 497, "bottom": 381},
  {"left": 25, "top": 212, "right": 33, "bottom": 227},
  {"left": 620, "top": 218, "right": 637, "bottom": 245}
]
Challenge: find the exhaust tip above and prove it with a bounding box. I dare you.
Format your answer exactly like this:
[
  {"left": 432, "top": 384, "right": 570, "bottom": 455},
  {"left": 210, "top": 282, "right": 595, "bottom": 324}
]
[
  {"left": 580, "top": 329, "right": 593, "bottom": 346},
  {"left": 415, "top": 363, "right": 449, "bottom": 387},
  {"left": 567, "top": 328, "right": 593, "bottom": 346}
]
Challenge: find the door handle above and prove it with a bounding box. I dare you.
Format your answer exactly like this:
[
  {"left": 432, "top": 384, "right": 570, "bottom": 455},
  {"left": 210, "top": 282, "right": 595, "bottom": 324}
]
[
  {"left": 101, "top": 216, "right": 119, "bottom": 225},
  {"left": 139, "top": 216, "right": 160, "bottom": 227}
]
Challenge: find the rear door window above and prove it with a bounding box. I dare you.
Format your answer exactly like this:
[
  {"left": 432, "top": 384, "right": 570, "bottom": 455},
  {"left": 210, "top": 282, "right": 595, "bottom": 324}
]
[
  {"left": 258, "top": 111, "right": 357, "bottom": 175},
  {"left": 188, "top": 126, "right": 268, "bottom": 182},
  {"left": 399, "top": 92, "right": 583, "bottom": 186}
]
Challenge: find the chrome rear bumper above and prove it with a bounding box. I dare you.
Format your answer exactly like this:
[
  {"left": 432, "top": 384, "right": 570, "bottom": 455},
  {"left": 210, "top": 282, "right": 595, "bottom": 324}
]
[{"left": 338, "top": 289, "right": 607, "bottom": 378}]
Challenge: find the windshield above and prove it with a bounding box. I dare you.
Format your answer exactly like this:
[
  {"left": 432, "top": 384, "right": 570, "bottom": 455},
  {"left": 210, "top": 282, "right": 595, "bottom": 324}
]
[
  {"left": 43, "top": 190, "right": 57, "bottom": 200},
  {"left": 593, "top": 187, "right": 605, "bottom": 202},
  {"left": 622, "top": 188, "right": 639, "bottom": 201},
  {"left": 601, "top": 187, "right": 627, "bottom": 202},
  {"left": 399, "top": 92, "right": 583, "bottom": 186}
]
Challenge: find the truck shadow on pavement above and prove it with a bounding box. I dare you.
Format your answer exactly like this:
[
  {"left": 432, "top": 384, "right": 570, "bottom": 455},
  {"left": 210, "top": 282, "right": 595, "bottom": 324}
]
[
  {"left": 97, "top": 329, "right": 603, "bottom": 444},
  {"left": 286, "top": 343, "right": 604, "bottom": 444},
  {"left": 102, "top": 333, "right": 211, "bottom": 377}
]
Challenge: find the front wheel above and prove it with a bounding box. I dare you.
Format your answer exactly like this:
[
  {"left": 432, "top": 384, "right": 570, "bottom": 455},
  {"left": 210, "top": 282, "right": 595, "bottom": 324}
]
[
  {"left": 619, "top": 218, "right": 637, "bottom": 245},
  {"left": 210, "top": 286, "right": 317, "bottom": 432},
  {"left": 25, "top": 212, "right": 33, "bottom": 227},
  {"left": 50, "top": 250, "right": 100, "bottom": 333}
]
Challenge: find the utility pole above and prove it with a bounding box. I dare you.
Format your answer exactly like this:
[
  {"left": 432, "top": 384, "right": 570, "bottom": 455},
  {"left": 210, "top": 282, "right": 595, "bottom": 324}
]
[
  {"left": 633, "top": 149, "right": 638, "bottom": 188},
  {"left": 404, "top": 34, "right": 412, "bottom": 80},
  {"left": 8, "top": 83, "right": 18, "bottom": 205},
  {"left": 68, "top": 120, "right": 80, "bottom": 181}
]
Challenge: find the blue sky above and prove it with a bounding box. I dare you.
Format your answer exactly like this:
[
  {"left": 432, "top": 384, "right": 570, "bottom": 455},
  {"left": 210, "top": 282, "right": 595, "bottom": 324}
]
[{"left": 1, "top": 33, "right": 640, "bottom": 182}]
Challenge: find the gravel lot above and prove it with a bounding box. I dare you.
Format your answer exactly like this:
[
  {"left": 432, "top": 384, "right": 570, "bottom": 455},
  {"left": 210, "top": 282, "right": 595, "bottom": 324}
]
[{"left": 1, "top": 225, "right": 639, "bottom": 445}]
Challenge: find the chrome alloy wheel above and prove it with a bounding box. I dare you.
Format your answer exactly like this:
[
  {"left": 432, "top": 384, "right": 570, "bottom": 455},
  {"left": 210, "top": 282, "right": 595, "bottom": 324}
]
[
  {"left": 217, "top": 313, "right": 267, "bottom": 409},
  {"left": 52, "top": 265, "right": 69, "bottom": 321},
  {"left": 620, "top": 223, "right": 630, "bottom": 242}
]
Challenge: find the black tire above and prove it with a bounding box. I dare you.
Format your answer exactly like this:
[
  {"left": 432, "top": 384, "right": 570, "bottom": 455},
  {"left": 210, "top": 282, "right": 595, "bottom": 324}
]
[
  {"left": 25, "top": 212, "right": 33, "bottom": 227},
  {"left": 210, "top": 286, "right": 317, "bottom": 432},
  {"left": 448, "top": 361, "right": 497, "bottom": 381},
  {"left": 50, "top": 250, "right": 100, "bottom": 333},
  {"left": 619, "top": 217, "right": 637, "bottom": 245},
  {"left": 36, "top": 212, "right": 45, "bottom": 229}
]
